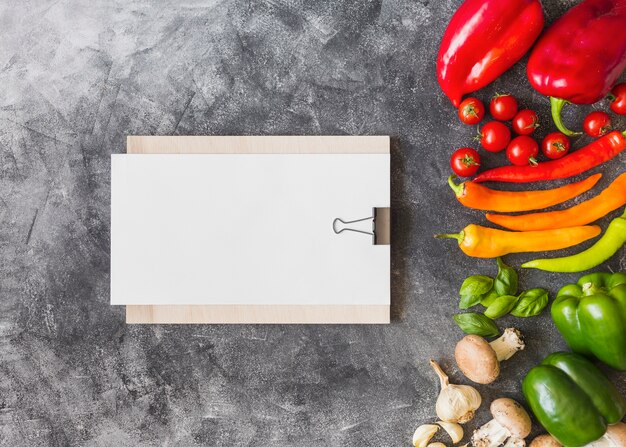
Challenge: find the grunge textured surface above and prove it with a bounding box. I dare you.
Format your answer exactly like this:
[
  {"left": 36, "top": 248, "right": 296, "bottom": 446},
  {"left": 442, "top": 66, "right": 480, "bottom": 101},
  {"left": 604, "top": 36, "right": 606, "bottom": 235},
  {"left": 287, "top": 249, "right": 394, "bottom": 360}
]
[{"left": 0, "top": 0, "right": 624, "bottom": 445}]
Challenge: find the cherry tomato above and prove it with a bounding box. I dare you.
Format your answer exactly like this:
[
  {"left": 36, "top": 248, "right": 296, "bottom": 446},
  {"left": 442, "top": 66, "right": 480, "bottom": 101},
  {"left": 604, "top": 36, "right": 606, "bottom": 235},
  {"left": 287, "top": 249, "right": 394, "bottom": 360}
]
[
  {"left": 583, "top": 111, "right": 612, "bottom": 137},
  {"left": 541, "top": 132, "right": 570, "bottom": 160},
  {"left": 490, "top": 94, "right": 518, "bottom": 121},
  {"left": 512, "top": 109, "right": 539, "bottom": 135},
  {"left": 609, "top": 83, "right": 626, "bottom": 115},
  {"left": 450, "top": 147, "right": 480, "bottom": 177},
  {"left": 506, "top": 136, "right": 539, "bottom": 166},
  {"left": 458, "top": 98, "right": 485, "bottom": 125},
  {"left": 477, "top": 121, "right": 511, "bottom": 152}
]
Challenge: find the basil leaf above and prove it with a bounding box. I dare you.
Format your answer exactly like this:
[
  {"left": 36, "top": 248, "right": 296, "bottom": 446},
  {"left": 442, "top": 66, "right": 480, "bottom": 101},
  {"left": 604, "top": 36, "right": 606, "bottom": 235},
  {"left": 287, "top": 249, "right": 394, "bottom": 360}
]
[
  {"left": 511, "top": 288, "right": 549, "bottom": 317},
  {"left": 453, "top": 312, "right": 500, "bottom": 337},
  {"left": 459, "top": 275, "right": 494, "bottom": 309},
  {"left": 493, "top": 257, "right": 518, "bottom": 296},
  {"left": 484, "top": 295, "right": 518, "bottom": 319},
  {"left": 480, "top": 289, "right": 499, "bottom": 307},
  {"left": 459, "top": 292, "right": 488, "bottom": 310}
]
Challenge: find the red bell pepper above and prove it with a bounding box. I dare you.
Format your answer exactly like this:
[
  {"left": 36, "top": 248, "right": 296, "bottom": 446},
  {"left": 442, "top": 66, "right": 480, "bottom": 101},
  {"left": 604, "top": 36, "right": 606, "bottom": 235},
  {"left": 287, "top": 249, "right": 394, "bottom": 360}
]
[
  {"left": 527, "top": 0, "right": 626, "bottom": 136},
  {"left": 437, "top": 0, "right": 544, "bottom": 107},
  {"left": 473, "top": 130, "right": 626, "bottom": 183}
]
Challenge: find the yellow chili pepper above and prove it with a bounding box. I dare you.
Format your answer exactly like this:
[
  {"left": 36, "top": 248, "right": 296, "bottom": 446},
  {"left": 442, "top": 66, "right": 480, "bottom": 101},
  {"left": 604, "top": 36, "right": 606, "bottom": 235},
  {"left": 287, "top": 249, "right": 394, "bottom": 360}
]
[{"left": 435, "top": 224, "right": 601, "bottom": 258}]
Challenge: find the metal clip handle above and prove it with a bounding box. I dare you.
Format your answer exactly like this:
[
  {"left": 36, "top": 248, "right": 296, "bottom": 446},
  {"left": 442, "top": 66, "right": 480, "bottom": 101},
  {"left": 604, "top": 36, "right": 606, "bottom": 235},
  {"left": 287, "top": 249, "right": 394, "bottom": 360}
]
[{"left": 332, "top": 207, "right": 390, "bottom": 245}]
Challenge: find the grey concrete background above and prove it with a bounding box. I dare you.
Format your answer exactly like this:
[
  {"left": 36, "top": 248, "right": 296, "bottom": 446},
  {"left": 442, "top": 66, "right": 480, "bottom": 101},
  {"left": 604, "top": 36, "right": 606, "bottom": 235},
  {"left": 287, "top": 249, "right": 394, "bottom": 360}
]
[{"left": 1, "top": 0, "right": 625, "bottom": 445}]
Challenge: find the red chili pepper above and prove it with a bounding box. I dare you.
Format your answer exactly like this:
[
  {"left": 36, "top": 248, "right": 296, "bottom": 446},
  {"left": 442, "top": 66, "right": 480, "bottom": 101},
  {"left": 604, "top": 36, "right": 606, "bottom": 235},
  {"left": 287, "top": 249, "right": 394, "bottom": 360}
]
[
  {"left": 473, "top": 130, "right": 626, "bottom": 183},
  {"left": 527, "top": 0, "right": 626, "bottom": 136},
  {"left": 437, "top": 0, "right": 544, "bottom": 107}
]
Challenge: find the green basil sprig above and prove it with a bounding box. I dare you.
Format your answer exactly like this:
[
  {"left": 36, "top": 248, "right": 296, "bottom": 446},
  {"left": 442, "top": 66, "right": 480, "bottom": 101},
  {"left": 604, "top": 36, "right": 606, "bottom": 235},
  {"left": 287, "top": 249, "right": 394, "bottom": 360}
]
[
  {"left": 457, "top": 258, "right": 547, "bottom": 320},
  {"left": 453, "top": 312, "right": 500, "bottom": 337},
  {"left": 510, "top": 288, "right": 549, "bottom": 317},
  {"left": 459, "top": 275, "right": 494, "bottom": 309}
]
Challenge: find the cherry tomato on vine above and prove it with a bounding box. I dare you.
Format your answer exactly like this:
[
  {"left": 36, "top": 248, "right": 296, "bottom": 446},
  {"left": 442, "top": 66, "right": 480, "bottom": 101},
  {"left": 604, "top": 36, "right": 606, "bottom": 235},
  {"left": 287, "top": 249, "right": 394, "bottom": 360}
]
[
  {"left": 541, "top": 132, "right": 570, "bottom": 160},
  {"left": 458, "top": 98, "right": 485, "bottom": 125},
  {"left": 583, "top": 111, "right": 612, "bottom": 137},
  {"left": 450, "top": 147, "right": 480, "bottom": 177},
  {"left": 490, "top": 94, "right": 518, "bottom": 121},
  {"left": 477, "top": 121, "right": 511, "bottom": 152},
  {"left": 512, "top": 109, "right": 539, "bottom": 135},
  {"left": 506, "top": 136, "right": 539, "bottom": 166},
  {"left": 609, "top": 83, "right": 626, "bottom": 115}
]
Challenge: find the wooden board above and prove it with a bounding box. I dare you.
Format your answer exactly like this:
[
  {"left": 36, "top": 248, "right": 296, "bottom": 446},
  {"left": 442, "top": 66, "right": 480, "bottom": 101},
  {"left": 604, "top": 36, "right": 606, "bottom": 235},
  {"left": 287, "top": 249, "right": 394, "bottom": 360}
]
[{"left": 123, "top": 135, "right": 390, "bottom": 324}]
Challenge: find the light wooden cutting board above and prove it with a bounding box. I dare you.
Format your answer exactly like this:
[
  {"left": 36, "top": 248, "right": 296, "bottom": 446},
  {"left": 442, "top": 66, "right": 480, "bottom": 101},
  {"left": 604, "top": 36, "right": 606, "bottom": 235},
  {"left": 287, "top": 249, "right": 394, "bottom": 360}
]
[{"left": 122, "top": 135, "right": 390, "bottom": 324}]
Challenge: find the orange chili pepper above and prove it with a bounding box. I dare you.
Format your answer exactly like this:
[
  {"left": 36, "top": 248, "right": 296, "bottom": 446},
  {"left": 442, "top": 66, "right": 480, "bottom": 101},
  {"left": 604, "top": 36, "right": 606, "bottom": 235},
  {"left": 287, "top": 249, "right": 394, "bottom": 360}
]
[
  {"left": 435, "top": 224, "right": 601, "bottom": 258},
  {"left": 448, "top": 173, "right": 601, "bottom": 212},
  {"left": 487, "top": 172, "right": 626, "bottom": 231}
]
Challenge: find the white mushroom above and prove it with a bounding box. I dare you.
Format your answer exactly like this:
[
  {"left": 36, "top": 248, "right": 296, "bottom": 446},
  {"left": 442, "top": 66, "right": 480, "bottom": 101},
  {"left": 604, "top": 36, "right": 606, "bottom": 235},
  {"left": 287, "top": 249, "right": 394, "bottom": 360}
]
[
  {"left": 471, "top": 398, "right": 532, "bottom": 447},
  {"left": 529, "top": 435, "right": 562, "bottom": 447},
  {"left": 455, "top": 329, "right": 525, "bottom": 384}
]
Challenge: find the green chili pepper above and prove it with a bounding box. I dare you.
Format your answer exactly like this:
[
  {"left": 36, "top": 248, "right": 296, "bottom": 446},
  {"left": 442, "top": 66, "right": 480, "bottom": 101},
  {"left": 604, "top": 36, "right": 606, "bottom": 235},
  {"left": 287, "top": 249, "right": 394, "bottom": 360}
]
[{"left": 522, "top": 207, "right": 626, "bottom": 272}]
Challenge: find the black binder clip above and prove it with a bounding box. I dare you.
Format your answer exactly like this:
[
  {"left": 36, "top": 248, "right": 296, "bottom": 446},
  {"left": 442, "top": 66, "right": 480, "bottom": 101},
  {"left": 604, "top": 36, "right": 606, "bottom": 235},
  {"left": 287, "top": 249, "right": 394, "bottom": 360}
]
[{"left": 332, "top": 207, "right": 390, "bottom": 245}]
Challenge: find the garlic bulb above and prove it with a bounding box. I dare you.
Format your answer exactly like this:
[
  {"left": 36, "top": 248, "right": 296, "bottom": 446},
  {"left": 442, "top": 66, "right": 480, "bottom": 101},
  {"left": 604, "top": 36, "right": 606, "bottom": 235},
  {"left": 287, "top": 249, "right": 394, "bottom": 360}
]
[{"left": 430, "top": 359, "right": 481, "bottom": 424}]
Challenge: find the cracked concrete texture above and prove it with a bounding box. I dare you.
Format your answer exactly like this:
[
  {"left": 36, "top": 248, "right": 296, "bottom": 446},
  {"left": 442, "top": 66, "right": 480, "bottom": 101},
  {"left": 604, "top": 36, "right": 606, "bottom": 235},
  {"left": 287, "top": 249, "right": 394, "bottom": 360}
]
[{"left": 0, "top": 0, "right": 624, "bottom": 445}]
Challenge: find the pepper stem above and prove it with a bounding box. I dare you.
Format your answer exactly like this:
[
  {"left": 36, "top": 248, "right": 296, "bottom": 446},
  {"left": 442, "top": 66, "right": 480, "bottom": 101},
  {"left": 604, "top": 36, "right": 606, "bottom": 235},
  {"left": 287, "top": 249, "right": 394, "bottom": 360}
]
[
  {"left": 550, "top": 97, "right": 582, "bottom": 137},
  {"left": 447, "top": 175, "right": 465, "bottom": 197},
  {"left": 434, "top": 231, "right": 464, "bottom": 243},
  {"left": 582, "top": 282, "right": 604, "bottom": 296}
]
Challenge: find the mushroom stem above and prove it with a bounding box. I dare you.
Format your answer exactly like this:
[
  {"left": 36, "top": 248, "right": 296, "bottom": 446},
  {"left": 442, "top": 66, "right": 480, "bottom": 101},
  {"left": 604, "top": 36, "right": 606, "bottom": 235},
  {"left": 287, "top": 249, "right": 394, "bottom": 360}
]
[
  {"left": 489, "top": 328, "right": 525, "bottom": 362},
  {"left": 471, "top": 419, "right": 510, "bottom": 447},
  {"left": 430, "top": 359, "right": 450, "bottom": 389}
]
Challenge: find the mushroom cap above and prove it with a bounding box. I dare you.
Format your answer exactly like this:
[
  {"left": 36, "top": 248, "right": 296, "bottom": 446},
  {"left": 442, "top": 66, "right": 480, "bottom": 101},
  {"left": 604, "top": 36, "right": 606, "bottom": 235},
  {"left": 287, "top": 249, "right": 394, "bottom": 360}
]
[
  {"left": 490, "top": 398, "right": 532, "bottom": 439},
  {"left": 455, "top": 335, "right": 499, "bottom": 384},
  {"left": 529, "top": 434, "right": 562, "bottom": 447},
  {"left": 606, "top": 422, "right": 626, "bottom": 445}
]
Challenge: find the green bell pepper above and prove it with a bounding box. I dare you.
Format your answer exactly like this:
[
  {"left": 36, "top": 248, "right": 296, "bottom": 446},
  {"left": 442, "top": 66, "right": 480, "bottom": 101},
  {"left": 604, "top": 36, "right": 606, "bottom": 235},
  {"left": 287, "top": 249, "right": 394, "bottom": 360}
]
[
  {"left": 551, "top": 272, "right": 626, "bottom": 371},
  {"left": 523, "top": 352, "right": 626, "bottom": 447}
]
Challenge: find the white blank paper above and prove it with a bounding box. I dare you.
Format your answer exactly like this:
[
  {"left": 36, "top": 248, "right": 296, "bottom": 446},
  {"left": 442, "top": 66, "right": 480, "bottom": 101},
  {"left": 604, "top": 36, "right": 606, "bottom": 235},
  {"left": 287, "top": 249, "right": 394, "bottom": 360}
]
[{"left": 111, "top": 154, "right": 389, "bottom": 306}]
